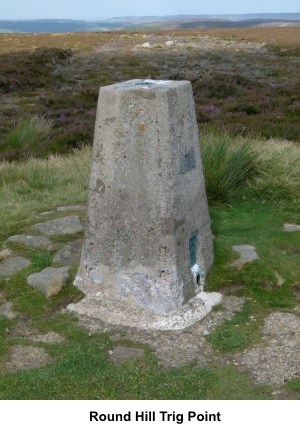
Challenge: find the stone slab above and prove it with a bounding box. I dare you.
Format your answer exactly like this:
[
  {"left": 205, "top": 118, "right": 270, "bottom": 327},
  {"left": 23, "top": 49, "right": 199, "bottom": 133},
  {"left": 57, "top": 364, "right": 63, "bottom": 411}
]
[
  {"left": 57, "top": 205, "right": 86, "bottom": 212},
  {"left": 231, "top": 245, "right": 259, "bottom": 269},
  {"left": 0, "top": 256, "right": 31, "bottom": 278},
  {"left": 283, "top": 223, "right": 300, "bottom": 232},
  {"left": 5, "top": 235, "right": 53, "bottom": 250},
  {"left": 0, "top": 301, "right": 18, "bottom": 319},
  {"left": 52, "top": 240, "right": 83, "bottom": 265},
  {"left": 31, "top": 215, "right": 83, "bottom": 236},
  {"left": 108, "top": 346, "right": 144, "bottom": 364},
  {"left": 27, "top": 266, "right": 70, "bottom": 297}
]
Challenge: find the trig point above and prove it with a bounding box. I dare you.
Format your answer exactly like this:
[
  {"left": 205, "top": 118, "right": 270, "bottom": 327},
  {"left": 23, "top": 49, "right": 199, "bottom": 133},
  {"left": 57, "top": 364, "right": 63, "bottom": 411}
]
[{"left": 69, "top": 79, "right": 221, "bottom": 330}]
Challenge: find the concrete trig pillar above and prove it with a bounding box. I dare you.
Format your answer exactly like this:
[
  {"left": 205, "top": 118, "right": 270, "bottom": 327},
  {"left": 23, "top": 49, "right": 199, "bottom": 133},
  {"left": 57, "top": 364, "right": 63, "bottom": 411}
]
[{"left": 70, "top": 79, "right": 221, "bottom": 330}]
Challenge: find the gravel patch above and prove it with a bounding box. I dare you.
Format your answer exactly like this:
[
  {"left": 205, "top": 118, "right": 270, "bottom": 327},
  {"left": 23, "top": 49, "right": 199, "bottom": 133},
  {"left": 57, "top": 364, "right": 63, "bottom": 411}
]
[
  {"left": 71, "top": 296, "right": 245, "bottom": 368},
  {"left": 6, "top": 345, "right": 53, "bottom": 372},
  {"left": 234, "top": 312, "right": 300, "bottom": 386}
]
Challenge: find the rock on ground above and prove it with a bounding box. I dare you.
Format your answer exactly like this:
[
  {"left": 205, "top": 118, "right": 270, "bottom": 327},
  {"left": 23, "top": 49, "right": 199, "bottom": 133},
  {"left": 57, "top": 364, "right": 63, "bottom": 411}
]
[
  {"left": 283, "top": 223, "right": 300, "bottom": 232},
  {"left": 31, "top": 215, "right": 83, "bottom": 236},
  {"left": 231, "top": 245, "right": 259, "bottom": 269},
  {"left": 0, "top": 301, "right": 18, "bottom": 319},
  {"left": 108, "top": 346, "right": 144, "bottom": 364},
  {"left": 52, "top": 239, "right": 83, "bottom": 265},
  {"left": 27, "top": 266, "right": 70, "bottom": 297},
  {"left": 57, "top": 205, "right": 86, "bottom": 212},
  {"left": 5, "top": 234, "right": 53, "bottom": 250},
  {"left": 0, "top": 256, "right": 31, "bottom": 278},
  {"left": 0, "top": 248, "right": 14, "bottom": 261}
]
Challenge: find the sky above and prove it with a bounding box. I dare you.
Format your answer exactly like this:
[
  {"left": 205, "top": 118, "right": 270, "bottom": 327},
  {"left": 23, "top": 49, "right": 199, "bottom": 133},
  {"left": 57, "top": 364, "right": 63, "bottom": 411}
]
[{"left": 1, "top": 0, "right": 299, "bottom": 20}]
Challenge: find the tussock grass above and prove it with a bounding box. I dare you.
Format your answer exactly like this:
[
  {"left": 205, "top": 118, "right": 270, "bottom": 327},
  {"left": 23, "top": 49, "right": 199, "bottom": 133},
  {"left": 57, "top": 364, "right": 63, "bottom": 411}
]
[
  {"left": 201, "top": 129, "right": 300, "bottom": 202},
  {"left": 0, "top": 146, "right": 91, "bottom": 240},
  {"left": 4, "top": 115, "right": 53, "bottom": 150},
  {"left": 252, "top": 138, "right": 300, "bottom": 200},
  {"left": 1, "top": 130, "right": 299, "bottom": 240},
  {"left": 201, "top": 130, "right": 259, "bottom": 202}
]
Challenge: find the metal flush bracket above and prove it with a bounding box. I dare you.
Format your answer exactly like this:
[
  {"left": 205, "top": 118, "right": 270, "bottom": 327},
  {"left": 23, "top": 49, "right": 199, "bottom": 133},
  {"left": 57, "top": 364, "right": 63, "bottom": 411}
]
[
  {"left": 189, "top": 232, "right": 197, "bottom": 267},
  {"left": 121, "top": 79, "right": 173, "bottom": 88},
  {"left": 181, "top": 149, "right": 196, "bottom": 173}
]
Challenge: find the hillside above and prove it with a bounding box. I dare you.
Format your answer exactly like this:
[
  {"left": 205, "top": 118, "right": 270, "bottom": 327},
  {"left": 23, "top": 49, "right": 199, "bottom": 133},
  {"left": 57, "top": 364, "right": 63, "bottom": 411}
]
[
  {"left": 0, "top": 27, "right": 299, "bottom": 403},
  {"left": 0, "top": 13, "right": 299, "bottom": 33}
]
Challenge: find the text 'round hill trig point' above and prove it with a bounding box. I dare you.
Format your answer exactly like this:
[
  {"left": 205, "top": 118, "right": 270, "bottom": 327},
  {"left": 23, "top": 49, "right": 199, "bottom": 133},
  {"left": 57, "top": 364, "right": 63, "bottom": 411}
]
[{"left": 69, "top": 79, "right": 222, "bottom": 330}]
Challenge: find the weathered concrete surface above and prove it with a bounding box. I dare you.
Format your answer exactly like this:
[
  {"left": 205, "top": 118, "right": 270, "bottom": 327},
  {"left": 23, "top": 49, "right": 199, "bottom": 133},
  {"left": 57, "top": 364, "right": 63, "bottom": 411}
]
[
  {"left": 68, "top": 291, "right": 222, "bottom": 330},
  {"left": 75, "top": 79, "right": 215, "bottom": 320},
  {"left": 27, "top": 266, "right": 70, "bottom": 297},
  {"left": 5, "top": 234, "right": 53, "bottom": 250},
  {"left": 0, "top": 256, "right": 31, "bottom": 278},
  {"left": 32, "top": 216, "right": 83, "bottom": 236},
  {"left": 69, "top": 296, "right": 245, "bottom": 367}
]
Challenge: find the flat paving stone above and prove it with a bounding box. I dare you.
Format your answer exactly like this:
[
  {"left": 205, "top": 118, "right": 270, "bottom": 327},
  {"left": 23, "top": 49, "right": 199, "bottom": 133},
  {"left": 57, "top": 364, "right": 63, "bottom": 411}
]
[
  {"left": 5, "top": 235, "right": 53, "bottom": 250},
  {"left": 52, "top": 239, "right": 83, "bottom": 265},
  {"left": 31, "top": 215, "right": 83, "bottom": 236},
  {"left": 40, "top": 211, "right": 54, "bottom": 216},
  {"left": 231, "top": 245, "right": 259, "bottom": 269},
  {"left": 283, "top": 223, "right": 300, "bottom": 232},
  {"left": 0, "top": 256, "right": 31, "bottom": 278},
  {"left": 108, "top": 346, "right": 145, "bottom": 364},
  {"left": 27, "top": 266, "right": 70, "bottom": 297},
  {"left": 0, "top": 301, "right": 18, "bottom": 319}
]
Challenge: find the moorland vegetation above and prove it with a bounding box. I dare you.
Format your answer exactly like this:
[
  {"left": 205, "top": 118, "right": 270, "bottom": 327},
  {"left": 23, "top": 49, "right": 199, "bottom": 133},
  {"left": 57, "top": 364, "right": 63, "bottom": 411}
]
[{"left": 0, "top": 28, "right": 299, "bottom": 399}]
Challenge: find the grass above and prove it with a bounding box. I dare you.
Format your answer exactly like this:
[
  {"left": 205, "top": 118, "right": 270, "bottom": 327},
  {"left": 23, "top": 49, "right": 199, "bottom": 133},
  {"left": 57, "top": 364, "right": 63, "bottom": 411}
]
[
  {"left": 201, "top": 130, "right": 259, "bottom": 202},
  {"left": 4, "top": 115, "right": 53, "bottom": 150},
  {"left": 0, "top": 146, "right": 91, "bottom": 243},
  {"left": 0, "top": 318, "right": 272, "bottom": 400},
  {"left": 206, "top": 301, "right": 262, "bottom": 352},
  {"left": 0, "top": 129, "right": 299, "bottom": 399}
]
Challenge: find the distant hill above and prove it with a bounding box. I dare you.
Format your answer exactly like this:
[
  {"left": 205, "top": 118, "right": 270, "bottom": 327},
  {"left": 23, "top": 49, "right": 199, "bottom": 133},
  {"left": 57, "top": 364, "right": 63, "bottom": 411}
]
[{"left": 0, "top": 14, "right": 299, "bottom": 33}]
